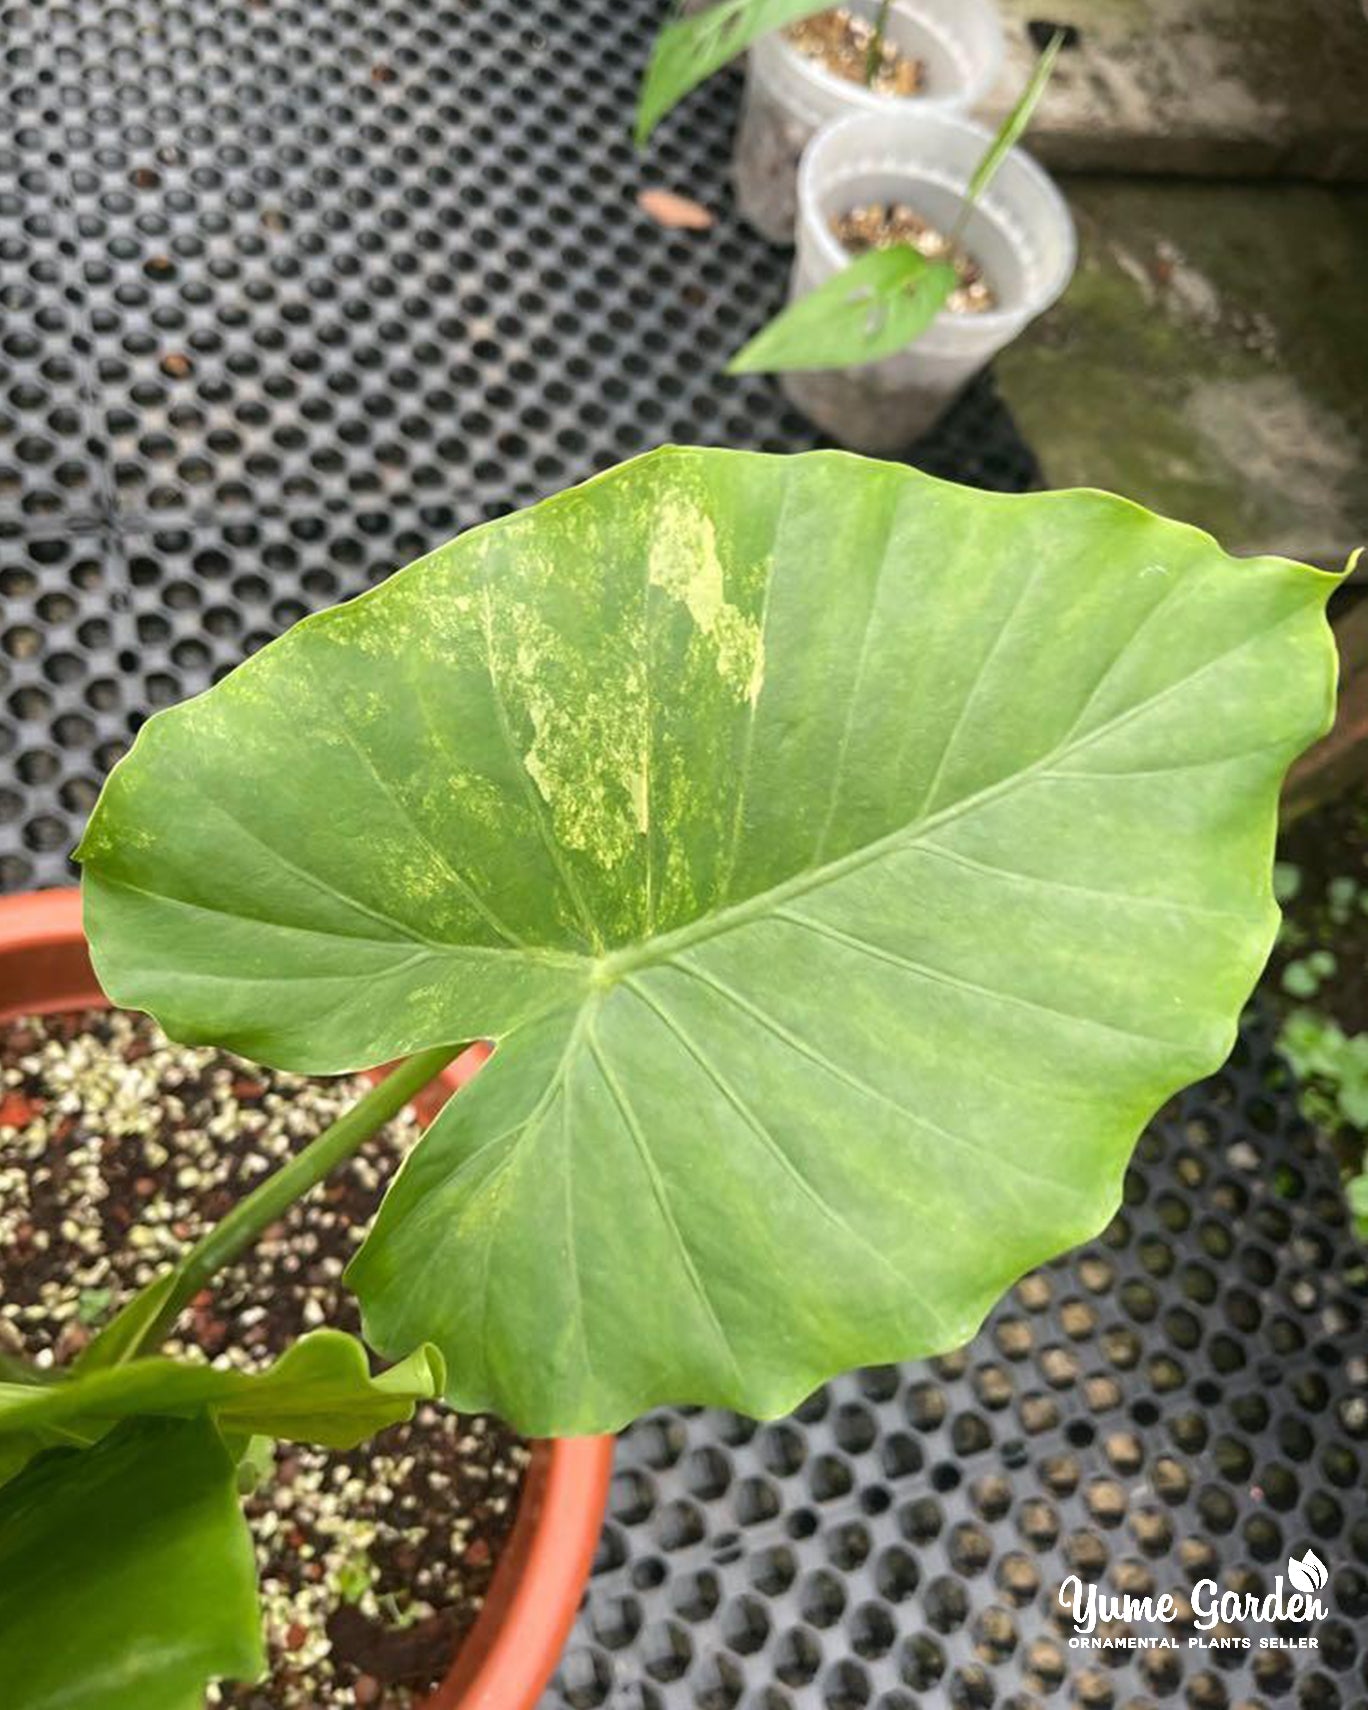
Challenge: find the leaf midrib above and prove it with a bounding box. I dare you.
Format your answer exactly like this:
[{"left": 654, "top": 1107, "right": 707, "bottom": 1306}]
[{"left": 603, "top": 600, "right": 1295, "bottom": 983}]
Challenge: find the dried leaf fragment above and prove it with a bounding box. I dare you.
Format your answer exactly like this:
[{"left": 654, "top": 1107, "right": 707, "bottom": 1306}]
[{"left": 637, "top": 187, "right": 714, "bottom": 230}]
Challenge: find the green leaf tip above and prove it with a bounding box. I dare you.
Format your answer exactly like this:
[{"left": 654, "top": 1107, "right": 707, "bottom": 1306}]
[
  {"left": 80, "top": 446, "right": 1345, "bottom": 1435},
  {"left": 635, "top": 0, "right": 830, "bottom": 146},
  {"left": 963, "top": 27, "right": 1065, "bottom": 207}
]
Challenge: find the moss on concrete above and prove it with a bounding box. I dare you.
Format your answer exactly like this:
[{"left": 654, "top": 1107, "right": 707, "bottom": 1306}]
[{"left": 994, "top": 179, "right": 1368, "bottom": 565}]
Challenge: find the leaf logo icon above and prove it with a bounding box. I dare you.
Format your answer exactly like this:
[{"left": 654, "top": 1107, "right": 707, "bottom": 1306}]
[{"left": 1287, "top": 1551, "right": 1327, "bottom": 1594}]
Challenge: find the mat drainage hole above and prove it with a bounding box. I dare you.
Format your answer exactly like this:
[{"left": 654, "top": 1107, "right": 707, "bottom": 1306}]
[
  {"left": 930, "top": 1463, "right": 961, "bottom": 1493},
  {"left": 1065, "top": 1420, "right": 1095, "bottom": 1448},
  {"left": 1131, "top": 1399, "right": 1161, "bottom": 1426},
  {"left": 1193, "top": 1379, "right": 1222, "bottom": 1406}
]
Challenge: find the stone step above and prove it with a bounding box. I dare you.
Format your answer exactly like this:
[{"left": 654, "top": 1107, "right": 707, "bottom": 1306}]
[{"left": 980, "top": 0, "right": 1368, "bottom": 182}]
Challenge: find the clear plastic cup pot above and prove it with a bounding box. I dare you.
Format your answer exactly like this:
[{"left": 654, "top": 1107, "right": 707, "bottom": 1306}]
[
  {"left": 732, "top": 0, "right": 1004, "bottom": 244},
  {"left": 780, "top": 105, "right": 1077, "bottom": 452}
]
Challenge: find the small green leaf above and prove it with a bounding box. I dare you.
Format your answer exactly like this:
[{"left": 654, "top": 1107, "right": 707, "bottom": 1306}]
[
  {"left": 76, "top": 1264, "right": 185, "bottom": 1371},
  {"left": 75, "top": 1285, "right": 114, "bottom": 1327},
  {"left": 635, "top": 0, "right": 827, "bottom": 146},
  {"left": 1279, "top": 1008, "right": 1368, "bottom": 1136},
  {"left": 234, "top": 1431, "right": 276, "bottom": 1495},
  {"left": 1272, "top": 860, "right": 1302, "bottom": 904},
  {"left": 1280, "top": 1006, "right": 1340, "bottom": 1077},
  {"left": 1347, "top": 1172, "right": 1368, "bottom": 1238},
  {"left": 728, "top": 246, "right": 957, "bottom": 374},
  {"left": 0, "top": 1330, "right": 442, "bottom": 1484},
  {"left": 79, "top": 448, "right": 1343, "bottom": 1434},
  {"left": 1340, "top": 1077, "right": 1368, "bottom": 1129},
  {"left": 0, "top": 1414, "right": 262, "bottom": 1710},
  {"left": 964, "top": 28, "right": 1065, "bottom": 206},
  {"left": 863, "top": 0, "right": 893, "bottom": 86},
  {"left": 1282, "top": 959, "right": 1323, "bottom": 999},
  {"left": 334, "top": 1548, "right": 379, "bottom": 1604}
]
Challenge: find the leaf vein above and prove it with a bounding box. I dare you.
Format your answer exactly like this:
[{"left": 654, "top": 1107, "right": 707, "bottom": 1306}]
[
  {"left": 624, "top": 977, "right": 924, "bottom": 1297},
  {"left": 772, "top": 906, "right": 1184, "bottom": 1052},
  {"left": 328, "top": 717, "right": 532, "bottom": 952},
  {"left": 584, "top": 1023, "right": 745, "bottom": 1383},
  {"left": 810, "top": 481, "right": 904, "bottom": 866},
  {"left": 674, "top": 957, "right": 1083, "bottom": 1218}
]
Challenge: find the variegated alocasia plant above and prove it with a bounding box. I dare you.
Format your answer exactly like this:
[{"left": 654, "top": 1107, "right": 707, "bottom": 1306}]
[{"left": 1, "top": 446, "right": 1343, "bottom": 1707}]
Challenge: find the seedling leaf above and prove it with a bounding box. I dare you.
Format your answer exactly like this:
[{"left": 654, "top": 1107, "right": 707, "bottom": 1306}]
[
  {"left": 964, "top": 28, "right": 1064, "bottom": 209},
  {"left": 636, "top": 0, "right": 829, "bottom": 145},
  {"left": 727, "top": 246, "right": 956, "bottom": 373}
]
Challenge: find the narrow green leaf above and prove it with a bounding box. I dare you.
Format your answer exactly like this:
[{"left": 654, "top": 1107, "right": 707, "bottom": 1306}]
[
  {"left": 0, "top": 1414, "right": 263, "bottom": 1710},
  {"left": 636, "top": 0, "right": 828, "bottom": 145},
  {"left": 727, "top": 245, "right": 957, "bottom": 374},
  {"left": 964, "top": 28, "right": 1064, "bottom": 206},
  {"left": 79, "top": 447, "right": 1344, "bottom": 1434},
  {"left": 863, "top": 0, "right": 893, "bottom": 86},
  {"left": 0, "top": 1330, "right": 443, "bottom": 1484}
]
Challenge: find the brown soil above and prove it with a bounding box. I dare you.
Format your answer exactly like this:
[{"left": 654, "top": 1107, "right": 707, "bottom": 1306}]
[
  {"left": 786, "top": 8, "right": 926, "bottom": 97},
  {"left": 0, "top": 1008, "right": 527, "bottom": 1709},
  {"left": 833, "top": 203, "right": 997, "bottom": 314}
]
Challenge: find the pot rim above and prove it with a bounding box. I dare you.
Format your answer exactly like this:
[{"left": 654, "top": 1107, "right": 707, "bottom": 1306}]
[
  {"left": 0, "top": 885, "right": 613, "bottom": 1710},
  {"left": 754, "top": 0, "right": 1005, "bottom": 120}
]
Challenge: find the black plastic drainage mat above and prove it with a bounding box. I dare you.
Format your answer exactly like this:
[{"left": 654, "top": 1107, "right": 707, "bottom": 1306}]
[
  {"left": 558, "top": 1014, "right": 1368, "bottom": 1710},
  {"left": 1, "top": 3, "right": 1365, "bottom": 1708},
  {"left": 0, "top": 0, "right": 1040, "bottom": 895}
]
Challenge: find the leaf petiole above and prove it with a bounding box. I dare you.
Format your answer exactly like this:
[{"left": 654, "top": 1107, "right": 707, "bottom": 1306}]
[{"left": 89, "top": 1043, "right": 462, "bottom": 1365}]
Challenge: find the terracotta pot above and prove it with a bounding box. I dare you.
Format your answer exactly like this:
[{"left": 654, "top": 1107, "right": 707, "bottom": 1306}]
[{"left": 0, "top": 887, "right": 612, "bottom": 1710}]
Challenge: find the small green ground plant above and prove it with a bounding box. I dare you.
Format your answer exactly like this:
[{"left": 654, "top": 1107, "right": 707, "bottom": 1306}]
[
  {"left": 0, "top": 446, "right": 1344, "bottom": 1705},
  {"left": 1274, "top": 858, "right": 1368, "bottom": 1235}
]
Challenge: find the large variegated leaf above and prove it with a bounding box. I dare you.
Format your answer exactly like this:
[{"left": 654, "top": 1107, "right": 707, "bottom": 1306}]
[
  {"left": 0, "top": 1415, "right": 262, "bottom": 1709},
  {"left": 79, "top": 448, "right": 1341, "bottom": 1432}
]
